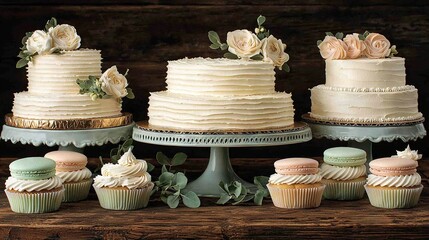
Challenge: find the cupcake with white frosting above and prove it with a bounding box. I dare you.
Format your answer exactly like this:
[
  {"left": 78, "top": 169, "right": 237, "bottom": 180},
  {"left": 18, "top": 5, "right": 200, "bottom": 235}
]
[{"left": 93, "top": 148, "right": 153, "bottom": 210}]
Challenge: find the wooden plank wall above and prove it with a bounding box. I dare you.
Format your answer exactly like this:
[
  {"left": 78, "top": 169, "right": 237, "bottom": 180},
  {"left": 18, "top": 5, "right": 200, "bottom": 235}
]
[{"left": 0, "top": 0, "right": 428, "bottom": 161}]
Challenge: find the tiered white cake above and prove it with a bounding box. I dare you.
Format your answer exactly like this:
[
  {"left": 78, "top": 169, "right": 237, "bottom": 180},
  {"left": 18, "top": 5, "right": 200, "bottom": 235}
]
[
  {"left": 310, "top": 57, "right": 422, "bottom": 123},
  {"left": 12, "top": 49, "right": 122, "bottom": 120},
  {"left": 148, "top": 57, "right": 294, "bottom": 131}
]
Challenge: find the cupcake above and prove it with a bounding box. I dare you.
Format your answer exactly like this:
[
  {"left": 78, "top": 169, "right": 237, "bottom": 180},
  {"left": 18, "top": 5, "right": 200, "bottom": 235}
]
[
  {"left": 320, "top": 147, "right": 367, "bottom": 200},
  {"left": 44, "top": 151, "right": 92, "bottom": 202},
  {"left": 267, "top": 158, "right": 325, "bottom": 208},
  {"left": 4, "top": 157, "right": 64, "bottom": 213},
  {"left": 365, "top": 157, "right": 423, "bottom": 208},
  {"left": 93, "top": 148, "right": 153, "bottom": 210}
]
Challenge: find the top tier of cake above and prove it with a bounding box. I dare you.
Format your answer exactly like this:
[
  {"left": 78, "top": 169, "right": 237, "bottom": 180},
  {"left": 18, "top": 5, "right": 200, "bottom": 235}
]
[
  {"left": 165, "top": 58, "right": 276, "bottom": 96},
  {"left": 325, "top": 57, "right": 406, "bottom": 89},
  {"left": 27, "top": 49, "right": 102, "bottom": 94}
]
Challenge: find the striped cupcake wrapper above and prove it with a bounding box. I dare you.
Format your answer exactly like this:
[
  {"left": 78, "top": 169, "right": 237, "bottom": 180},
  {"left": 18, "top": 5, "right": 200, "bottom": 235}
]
[
  {"left": 322, "top": 179, "right": 366, "bottom": 200},
  {"left": 267, "top": 184, "right": 325, "bottom": 209},
  {"left": 365, "top": 184, "right": 423, "bottom": 209},
  {"left": 5, "top": 187, "right": 65, "bottom": 213},
  {"left": 63, "top": 178, "right": 93, "bottom": 202},
  {"left": 94, "top": 182, "right": 154, "bottom": 210}
]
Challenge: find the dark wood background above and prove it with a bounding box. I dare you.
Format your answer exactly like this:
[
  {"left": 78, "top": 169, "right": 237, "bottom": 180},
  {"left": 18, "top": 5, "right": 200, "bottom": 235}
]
[{"left": 0, "top": 0, "right": 428, "bottom": 162}]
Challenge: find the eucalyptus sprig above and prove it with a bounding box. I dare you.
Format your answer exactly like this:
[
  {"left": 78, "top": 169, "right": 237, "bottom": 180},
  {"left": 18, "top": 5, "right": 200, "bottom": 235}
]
[
  {"left": 152, "top": 152, "right": 201, "bottom": 208},
  {"left": 208, "top": 31, "right": 237, "bottom": 59},
  {"left": 255, "top": 15, "right": 270, "bottom": 40},
  {"left": 216, "top": 176, "right": 270, "bottom": 206}
]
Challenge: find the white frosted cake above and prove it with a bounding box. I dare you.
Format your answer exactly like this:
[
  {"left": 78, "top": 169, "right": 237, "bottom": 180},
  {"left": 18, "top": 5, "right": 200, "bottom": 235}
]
[
  {"left": 12, "top": 49, "right": 122, "bottom": 119},
  {"left": 148, "top": 57, "right": 294, "bottom": 131}
]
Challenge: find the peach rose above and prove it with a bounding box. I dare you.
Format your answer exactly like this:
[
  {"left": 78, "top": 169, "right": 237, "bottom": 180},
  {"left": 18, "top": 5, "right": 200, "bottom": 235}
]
[
  {"left": 364, "top": 33, "right": 391, "bottom": 58},
  {"left": 226, "top": 29, "right": 262, "bottom": 60},
  {"left": 343, "top": 33, "right": 366, "bottom": 59},
  {"left": 261, "top": 35, "right": 289, "bottom": 69},
  {"left": 318, "top": 36, "right": 347, "bottom": 60}
]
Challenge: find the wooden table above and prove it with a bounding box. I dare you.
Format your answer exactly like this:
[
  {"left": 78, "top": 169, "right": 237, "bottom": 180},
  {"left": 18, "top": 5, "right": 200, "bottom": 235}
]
[{"left": 0, "top": 158, "right": 428, "bottom": 239}]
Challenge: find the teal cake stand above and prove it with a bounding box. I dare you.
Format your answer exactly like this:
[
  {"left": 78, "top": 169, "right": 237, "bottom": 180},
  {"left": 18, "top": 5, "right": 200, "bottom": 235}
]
[
  {"left": 1, "top": 124, "right": 134, "bottom": 152},
  {"left": 133, "top": 121, "right": 312, "bottom": 197},
  {"left": 302, "top": 114, "right": 426, "bottom": 161}
]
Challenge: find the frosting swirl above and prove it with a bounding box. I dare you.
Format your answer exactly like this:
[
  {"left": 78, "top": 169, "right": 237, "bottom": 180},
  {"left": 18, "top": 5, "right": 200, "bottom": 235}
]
[
  {"left": 93, "top": 173, "right": 152, "bottom": 190},
  {"left": 367, "top": 173, "right": 421, "bottom": 188},
  {"left": 269, "top": 173, "right": 322, "bottom": 185},
  {"left": 56, "top": 168, "right": 92, "bottom": 183},
  {"left": 320, "top": 163, "right": 367, "bottom": 181},
  {"left": 5, "top": 175, "right": 63, "bottom": 192}
]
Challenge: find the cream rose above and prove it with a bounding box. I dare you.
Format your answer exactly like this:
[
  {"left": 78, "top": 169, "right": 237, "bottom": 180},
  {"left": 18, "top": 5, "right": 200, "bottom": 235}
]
[
  {"left": 261, "top": 35, "right": 289, "bottom": 69},
  {"left": 49, "top": 24, "right": 81, "bottom": 51},
  {"left": 26, "top": 30, "right": 52, "bottom": 55},
  {"left": 318, "top": 36, "right": 347, "bottom": 60},
  {"left": 226, "top": 29, "right": 262, "bottom": 59},
  {"left": 100, "top": 66, "right": 128, "bottom": 99},
  {"left": 343, "top": 33, "right": 366, "bottom": 59},
  {"left": 364, "top": 33, "right": 391, "bottom": 58}
]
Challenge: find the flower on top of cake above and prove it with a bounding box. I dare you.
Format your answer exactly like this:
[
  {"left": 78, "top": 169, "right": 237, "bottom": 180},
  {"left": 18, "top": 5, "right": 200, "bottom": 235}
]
[
  {"left": 392, "top": 145, "right": 422, "bottom": 162},
  {"left": 17, "top": 17, "right": 81, "bottom": 68},
  {"left": 316, "top": 31, "right": 399, "bottom": 60},
  {"left": 208, "top": 15, "right": 290, "bottom": 72}
]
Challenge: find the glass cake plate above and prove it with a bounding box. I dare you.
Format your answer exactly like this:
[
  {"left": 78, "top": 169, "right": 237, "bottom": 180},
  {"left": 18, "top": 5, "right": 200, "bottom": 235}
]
[{"left": 133, "top": 121, "right": 312, "bottom": 197}]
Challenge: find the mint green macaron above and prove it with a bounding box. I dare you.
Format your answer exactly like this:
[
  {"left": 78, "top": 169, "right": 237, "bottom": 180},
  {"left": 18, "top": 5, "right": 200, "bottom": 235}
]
[
  {"left": 10, "top": 157, "right": 56, "bottom": 180},
  {"left": 323, "top": 147, "right": 366, "bottom": 167}
]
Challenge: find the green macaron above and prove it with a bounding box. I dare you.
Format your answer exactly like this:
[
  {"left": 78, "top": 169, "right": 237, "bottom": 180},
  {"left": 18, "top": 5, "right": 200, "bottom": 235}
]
[
  {"left": 10, "top": 157, "right": 56, "bottom": 180},
  {"left": 323, "top": 147, "right": 367, "bottom": 167}
]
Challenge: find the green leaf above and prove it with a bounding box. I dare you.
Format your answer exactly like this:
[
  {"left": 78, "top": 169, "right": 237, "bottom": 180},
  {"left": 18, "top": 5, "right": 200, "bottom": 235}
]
[
  {"left": 254, "top": 176, "right": 269, "bottom": 188},
  {"left": 159, "top": 172, "right": 174, "bottom": 185},
  {"left": 216, "top": 193, "right": 232, "bottom": 205},
  {"left": 160, "top": 195, "right": 168, "bottom": 204},
  {"left": 126, "top": 88, "right": 135, "bottom": 99},
  {"left": 122, "top": 138, "right": 133, "bottom": 150},
  {"left": 335, "top": 32, "right": 344, "bottom": 39},
  {"left": 219, "top": 181, "right": 229, "bottom": 193},
  {"left": 223, "top": 52, "right": 238, "bottom": 59},
  {"left": 208, "top": 31, "right": 221, "bottom": 44},
  {"left": 232, "top": 187, "right": 248, "bottom": 205},
  {"left": 171, "top": 152, "right": 187, "bottom": 166},
  {"left": 282, "top": 63, "right": 290, "bottom": 73},
  {"left": 220, "top": 43, "right": 228, "bottom": 51},
  {"left": 45, "top": 17, "right": 58, "bottom": 31},
  {"left": 251, "top": 54, "right": 263, "bottom": 60},
  {"left": 16, "top": 58, "right": 29, "bottom": 68},
  {"left": 181, "top": 191, "right": 201, "bottom": 208},
  {"left": 174, "top": 172, "right": 188, "bottom": 190},
  {"left": 257, "top": 32, "right": 266, "bottom": 40},
  {"left": 254, "top": 189, "right": 265, "bottom": 205},
  {"left": 325, "top": 32, "right": 334, "bottom": 36},
  {"left": 257, "top": 15, "right": 266, "bottom": 27},
  {"left": 209, "top": 43, "right": 220, "bottom": 50},
  {"left": 358, "top": 34, "right": 365, "bottom": 41},
  {"left": 317, "top": 40, "right": 322, "bottom": 46},
  {"left": 147, "top": 162, "right": 155, "bottom": 172},
  {"left": 110, "top": 148, "right": 119, "bottom": 159},
  {"left": 363, "top": 31, "right": 370, "bottom": 38},
  {"left": 232, "top": 181, "right": 242, "bottom": 198},
  {"left": 156, "top": 152, "right": 171, "bottom": 165},
  {"left": 161, "top": 164, "right": 168, "bottom": 174},
  {"left": 167, "top": 195, "right": 180, "bottom": 208},
  {"left": 111, "top": 155, "right": 120, "bottom": 164}
]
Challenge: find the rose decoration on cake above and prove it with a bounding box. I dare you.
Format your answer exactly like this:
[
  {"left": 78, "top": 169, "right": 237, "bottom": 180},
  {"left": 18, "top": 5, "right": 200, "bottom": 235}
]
[
  {"left": 317, "top": 31, "right": 398, "bottom": 60},
  {"left": 208, "top": 15, "right": 290, "bottom": 72},
  {"left": 17, "top": 17, "right": 82, "bottom": 68}
]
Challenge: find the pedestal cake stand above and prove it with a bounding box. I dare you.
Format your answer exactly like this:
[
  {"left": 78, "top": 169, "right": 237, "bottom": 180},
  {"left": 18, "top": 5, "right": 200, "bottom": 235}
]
[
  {"left": 1, "top": 113, "right": 134, "bottom": 152},
  {"left": 133, "top": 121, "right": 312, "bottom": 197},
  {"left": 302, "top": 114, "right": 426, "bottom": 161}
]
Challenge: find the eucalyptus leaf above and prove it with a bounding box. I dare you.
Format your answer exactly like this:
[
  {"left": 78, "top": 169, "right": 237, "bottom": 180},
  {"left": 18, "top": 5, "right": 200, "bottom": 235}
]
[
  {"left": 216, "top": 193, "right": 232, "bottom": 205},
  {"left": 257, "top": 32, "right": 266, "bottom": 40},
  {"left": 181, "top": 191, "right": 201, "bottom": 208},
  {"left": 335, "top": 32, "right": 344, "bottom": 39},
  {"left": 232, "top": 181, "right": 242, "bottom": 198},
  {"left": 161, "top": 164, "right": 168, "bottom": 174},
  {"left": 254, "top": 176, "right": 269, "bottom": 188},
  {"left": 208, "top": 31, "right": 221, "bottom": 44},
  {"left": 147, "top": 162, "right": 155, "bottom": 172},
  {"left": 232, "top": 187, "right": 248, "bottom": 205},
  {"left": 126, "top": 88, "right": 135, "bottom": 99},
  {"left": 110, "top": 148, "right": 119, "bottom": 159},
  {"left": 224, "top": 52, "right": 238, "bottom": 59},
  {"left": 209, "top": 43, "right": 220, "bottom": 49},
  {"left": 220, "top": 43, "right": 228, "bottom": 51},
  {"left": 171, "top": 152, "right": 187, "bottom": 166},
  {"left": 110, "top": 155, "right": 120, "bottom": 164},
  {"left": 122, "top": 138, "right": 133, "bottom": 150},
  {"left": 174, "top": 172, "right": 188, "bottom": 189},
  {"left": 282, "top": 63, "right": 290, "bottom": 73},
  {"left": 317, "top": 40, "right": 322, "bottom": 46},
  {"left": 363, "top": 31, "right": 370, "bottom": 38},
  {"left": 160, "top": 195, "right": 168, "bottom": 204},
  {"left": 167, "top": 195, "right": 180, "bottom": 208},
  {"left": 159, "top": 172, "right": 174, "bottom": 185},
  {"left": 156, "top": 152, "right": 171, "bottom": 165},
  {"left": 254, "top": 189, "right": 265, "bottom": 205},
  {"left": 251, "top": 54, "right": 263, "bottom": 60},
  {"left": 257, "top": 15, "right": 266, "bottom": 27},
  {"left": 16, "top": 58, "right": 28, "bottom": 68},
  {"left": 325, "top": 32, "right": 334, "bottom": 36},
  {"left": 358, "top": 34, "right": 365, "bottom": 41}
]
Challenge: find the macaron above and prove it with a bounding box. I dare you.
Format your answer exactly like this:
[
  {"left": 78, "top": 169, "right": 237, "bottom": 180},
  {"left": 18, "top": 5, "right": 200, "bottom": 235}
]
[
  {"left": 323, "top": 147, "right": 366, "bottom": 167},
  {"left": 10, "top": 157, "right": 56, "bottom": 180},
  {"left": 274, "top": 158, "right": 319, "bottom": 175},
  {"left": 44, "top": 151, "right": 87, "bottom": 172},
  {"left": 369, "top": 157, "right": 417, "bottom": 176}
]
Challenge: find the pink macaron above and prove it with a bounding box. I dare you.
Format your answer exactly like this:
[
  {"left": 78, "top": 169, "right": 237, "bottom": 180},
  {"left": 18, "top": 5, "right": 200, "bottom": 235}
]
[
  {"left": 274, "top": 158, "right": 319, "bottom": 175},
  {"left": 44, "top": 150, "right": 88, "bottom": 172},
  {"left": 369, "top": 157, "right": 417, "bottom": 177}
]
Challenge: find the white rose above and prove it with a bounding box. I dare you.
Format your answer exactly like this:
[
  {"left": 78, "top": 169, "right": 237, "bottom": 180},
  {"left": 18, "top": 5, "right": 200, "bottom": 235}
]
[
  {"left": 343, "top": 33, "right": 366, "bottom": 59},
  {"left": 49, "top": 24, "right": 81, "bottom": 51},
  {"left": 226, "top": 29, "right": 262, "bottom": 59},
  {"left": 364, "top": 33, "right": 391, "bottom": 59},
  {"left": 318, "top": 36, "right": 348, "bottom": 60},
  {"left": 261, "top": 35, "right": 289, "bottom": 69},
  {"left": 100, "top": 66, "right": 128, "bottom": 99},
  {"left": 26, "top": 30, "right": 52, "bottom": 55}
]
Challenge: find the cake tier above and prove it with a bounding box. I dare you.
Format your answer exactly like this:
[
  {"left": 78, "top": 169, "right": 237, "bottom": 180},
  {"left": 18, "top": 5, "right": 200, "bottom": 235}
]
[
  {"left": 12, "top": 92, "right": 121, "bottom": 120},
  {"left": 325, "top": 57, "right": 406, "bottom": 88},
  {"left": 166, "top": 58, "right": 276, "bottom": 96},
  {"left": 27, "top": 49, "right": 102, "bottom": 94},
  {"left": 310, "top": 85, "right": 422, "bottom": 123},
  {"left": 148, "top": 91, "right": 294, "bottom": 131}
]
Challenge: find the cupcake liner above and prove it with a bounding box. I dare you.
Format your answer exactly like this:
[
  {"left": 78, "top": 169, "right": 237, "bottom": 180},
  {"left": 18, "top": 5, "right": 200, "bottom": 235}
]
[
  {"left": 267, "top": 184, "right": 325, "bottom": 209},
  {"left": 365, "top": 184, "right": 423, "bottom": 209},
  {"left": 94, "top": 182, "right": 154, "bottom": 210},
  {"left": 5, "top": 187, "right": 64, "bottom": 213},
  {"left": 63, "top": 178, "right": 93, "bottom": 202},
  {"left": 322, "top": 179, "right": 366, "bottom": 200}
]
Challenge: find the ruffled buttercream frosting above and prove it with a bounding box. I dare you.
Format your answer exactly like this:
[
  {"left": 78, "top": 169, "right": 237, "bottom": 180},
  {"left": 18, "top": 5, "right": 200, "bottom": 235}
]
[
  {"left": 56, "top": 168, "right": 92, "bottom": 183},
  {"left": 367, "top": 173, "right": 421, "bottom": 188},
  {"left": 93, "top": 148, "right": 151, "bottom": 189},
  {"left": 5, "top": 175, "right": 63, "bottom": 192},
  {"left": 320, "top": 163, "right": 367, "bottom": 181},
  {"left": 269, "top": 173, "right": 322, "bottom": 185}
]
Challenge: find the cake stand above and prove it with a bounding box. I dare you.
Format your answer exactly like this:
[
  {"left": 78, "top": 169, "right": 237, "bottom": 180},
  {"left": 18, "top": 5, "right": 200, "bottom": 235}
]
[
  {"left": 133, "top": 121, "right": 312, "bottom": 197},
  {"left": 302, "top": 114, "right": 426, "bottom": 161}
]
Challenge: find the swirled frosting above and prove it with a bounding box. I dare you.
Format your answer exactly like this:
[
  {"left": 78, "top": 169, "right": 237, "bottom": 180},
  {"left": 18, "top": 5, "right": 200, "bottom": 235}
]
[
  {"left": 5, "top": 175, "right": 63, "bottom": 192},
  {"left": 56, "top": 168, "right": 92, "bottom": 183},
  {"left": 93, "top": 148, "right": 152, "bottom": 189},
  {"left": 320, "top": 163, "right": 366, "bottom": 181},
  {"left": 367, "top": 173, "right": 421, "bottom": 188},
  {"left": 269, "top": 173, "right": 322, "bottom": 185}
]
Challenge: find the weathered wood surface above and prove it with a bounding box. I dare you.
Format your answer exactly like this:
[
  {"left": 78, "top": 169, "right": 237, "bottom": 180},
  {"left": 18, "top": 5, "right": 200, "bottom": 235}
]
[
  {"left": 0, "top": 157, "right": 427, "bottom": 239},
  {"left": 0, "top": 1, "right": 428, "bottom": 159}
]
